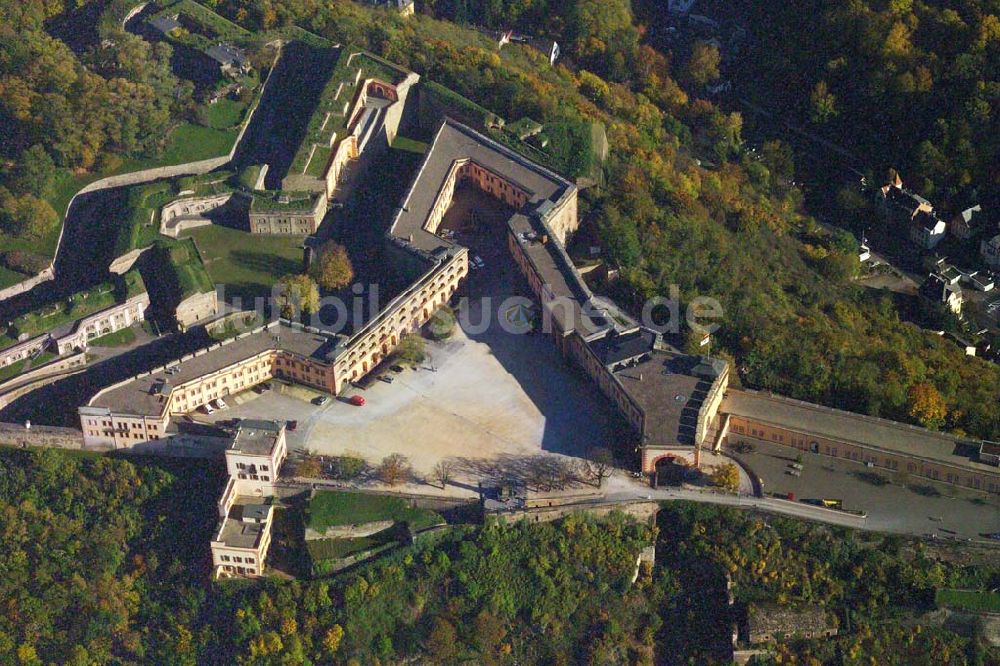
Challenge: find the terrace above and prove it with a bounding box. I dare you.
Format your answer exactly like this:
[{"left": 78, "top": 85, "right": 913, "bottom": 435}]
[
  {"left": 288, "top": 49, "right": 410, "bottom": 178},
  {"left": 9, "top": 282, "right": 120, "bottom": 341},
  {"left": 250, "top": 190, "right": 321, "bottom": 213}
]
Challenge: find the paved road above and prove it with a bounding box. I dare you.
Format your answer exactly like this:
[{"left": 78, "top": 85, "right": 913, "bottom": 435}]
[{"left": 604, "top": 486, "right": 868, "bottom": 529}]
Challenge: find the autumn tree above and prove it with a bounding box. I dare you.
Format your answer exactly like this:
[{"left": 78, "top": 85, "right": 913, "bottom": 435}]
[
  {"left": 425, "top": 617, "right": 458, "bottom": 662},
  {"left": 907, "top": 382, "right": 947, "bottom": 430},
  {"left": 309, "top": 242, "right": 354, "bottom": 291},
  {"left": 321, "top": 624, "right": 344, "bottom": 656},
  {"left": 394, "top": 333, "right": 426, "bottom": 366},
  {"left": 809, "top": 81, "right": 837, "bottom": 123},
  {"left": 684, "top": 41, "right": 721, "bottom": 88},
  {"left": 710, "top": 463, "right": 740, "bottom": 492},
  {"left": 378, "top": 454, "right": 411, "bottom": 486},
  {"left": 10, "top": 144, "right": 55, "bottom": 197},
  {"left": 275, "top": 274, "right": 319, "bottom": 319},
  {"left": 427, "top": 305, "right": 456, "bottom": 340},
  {"left": 473, "top": 609, "right": 508, "bottom": 664},
  {"left": 0, "top": 191, "right": 58, "bottom": 241}
]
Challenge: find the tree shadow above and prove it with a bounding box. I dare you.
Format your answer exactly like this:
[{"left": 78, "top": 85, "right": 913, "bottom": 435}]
[{"left": 229, "top": 250, "right": 302, "bottom": 276}]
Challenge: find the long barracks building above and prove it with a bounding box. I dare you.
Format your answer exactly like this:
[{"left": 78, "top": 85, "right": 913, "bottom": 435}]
[{"left": 80, "top": 111, "right": 728, "bottom": 472}]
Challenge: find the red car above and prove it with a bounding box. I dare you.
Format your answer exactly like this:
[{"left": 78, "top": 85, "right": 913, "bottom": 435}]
[
  {"left": 349, "top": 395, "right": 366, "bottom": 406},
  {"left": 286, "top": 420, "right": 298, "bottom": 431}
]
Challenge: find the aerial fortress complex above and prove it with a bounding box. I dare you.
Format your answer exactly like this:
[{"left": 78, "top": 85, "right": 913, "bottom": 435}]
[{"left": 76, "top": 47, "right": 1000, "bottom": 498}]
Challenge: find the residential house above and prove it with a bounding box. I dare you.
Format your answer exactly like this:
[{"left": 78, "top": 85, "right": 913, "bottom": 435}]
[
  {"left": 211, "top": 494, "right": 274, "bottom": 578},
  {"left": 206, "top": 44, "right": 251, "bottom": 78},
  {"left": 981, "top": 234, "right": 1000, "bottom": 268},
  {"left": 877, "top": 176, "right": 946, "bottom": 249},
  {"left": 951, "top": 204, "right": 986, "bottom": 240},
  {"left": 528, "top": 37, "right": 560, "bottom": 65},
  {"left": 909, "top": 210, "right": 948, "bottom": 249},
  {"left": 969, "top": 272, "right": 995, "bottom": 292},
  {"left": 225, "top": 420, "right": 288, "bottom": 496},
  {"left": 920, "top": 273, "right": 963, "bottom": 315}
]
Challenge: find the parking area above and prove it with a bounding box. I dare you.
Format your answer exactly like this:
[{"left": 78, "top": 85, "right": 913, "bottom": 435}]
[{"left": 732, "top": 438, "right": 1000, "bottom": 540}]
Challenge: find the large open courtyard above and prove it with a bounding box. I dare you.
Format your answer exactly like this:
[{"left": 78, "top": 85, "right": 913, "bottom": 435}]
[
  {"left": 196, "top": 185, "right": 625, "bottom": 475},
  {"left": 203, "top": 317, "right": 622, "bottom": 477}
]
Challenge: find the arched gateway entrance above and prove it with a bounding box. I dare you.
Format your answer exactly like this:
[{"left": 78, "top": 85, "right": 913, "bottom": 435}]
[{"left": 652, "top": 454, "right": 691, "bottom": 488}]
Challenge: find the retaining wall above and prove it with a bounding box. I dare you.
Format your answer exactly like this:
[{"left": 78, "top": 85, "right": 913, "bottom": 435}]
[
  {"left": 0, "top": 422, "right": 87, "bottom": 450},
  {"left": 0, "top": 352, "right": 89, "bottom": 410},
  {"left": 0, "top": 45, "right": 281, "bottom": 304},
  {"left": 488, "top": 499, "right": 660, "bottom": 525}
]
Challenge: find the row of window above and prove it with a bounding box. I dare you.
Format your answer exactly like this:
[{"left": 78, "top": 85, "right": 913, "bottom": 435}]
[
  {"left": 220, "top": 554, "right": 256, "bottom": 564},
  {"left": 237, "top": 473, "right": 270, "bottom": 482},
  {"left": 235, "top": 463, "right": 270, "bottom": 472}
]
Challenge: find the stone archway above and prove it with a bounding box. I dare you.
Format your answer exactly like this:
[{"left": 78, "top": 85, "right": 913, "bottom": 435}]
[{"left": 652, "top": 454, "right": 690, "bottom": 488}]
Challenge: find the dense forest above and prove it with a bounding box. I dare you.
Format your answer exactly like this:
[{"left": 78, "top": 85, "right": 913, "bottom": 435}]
[
  {"left": 3, "top": 447, "right": 998, "bottom": 664},
  {"left": 730, "top": 0, "right": 1000, "bottom": 211},
  {"left": 0, "top": 0, "right": 196, "bottom": 273}
]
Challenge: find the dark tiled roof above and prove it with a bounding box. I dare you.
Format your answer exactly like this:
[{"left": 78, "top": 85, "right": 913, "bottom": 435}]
[
  {"left": 614, "top": 352, "right": 714, "bottom": 447},
  {"left": 389, "top": 118, "right": 574, "bottom": 255},
  {"left": 89, "top": 322, "right": 338, "bottom": 417},
  {"left": 589, "top": 328, "right": 657, "bottom": 366}
]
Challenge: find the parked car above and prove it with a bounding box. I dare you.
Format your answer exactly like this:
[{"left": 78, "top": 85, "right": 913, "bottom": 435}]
[
  {"left": 349, "top": 395, "right": 366, "bottom": 406},
  {"left": 313, "top": 395, "right": 330, "bottom": 406},
  {"left": 286, "top": 420, "right": 298, "bottom": 431},
  {"left": 390, "top": 365, "right": 404, "bottom": 373},
  {"left": 214, "top": 398, "right": 228, "bottom": 410},
  {"left": 473, "top": 255, "right": 485, "bottom": 268},
  {"left": 379, "top": 375, "right": 394, "bottom": 384},
  {"left": 203, "top": 403, "right": 215, "bottom": 415}
]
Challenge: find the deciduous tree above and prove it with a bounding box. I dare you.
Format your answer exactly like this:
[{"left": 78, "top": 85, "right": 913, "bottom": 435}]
[
  {"left": 309, "top": 242, "right": 354, "bottom": 291},
  {"left": 276, "top": 274, "right": 319, "bottom": 318},
  {"left": 710, "top": 463, "right": 740, "bottom": 492},
  {"left": 379, "top": 454, "right": 411, "bottom": 486},
  {"left": 907, "top": 382, "right": 947, "bottom": 429}
]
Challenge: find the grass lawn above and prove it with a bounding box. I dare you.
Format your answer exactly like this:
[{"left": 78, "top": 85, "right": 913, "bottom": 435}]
[
  {"left": 126, "top": 124, "right": 239, "bottom": 170},
  {"left": 201, "top": 98, "right": 247, "bottom": 130},
  {"left": 0, "top": 122, "right": 239, "bottom": 292},
  {"left": 89, "top": 327, "right": 137, "bottom": 347},
  {"left": 0, "top": 264, "right": 32, "bottom": 291},
  {"left": 306, "top": 533, "right": 394, "bottom": 561},
  {"left": 306, "top": 490, "right": 443, "bottom": 532},
  {"left": 391, "top": 136, "right": 429, "bottom": 154},
  {"left": 936, "top": 589, "right": 1000, "bottom": 612},
  {"left": 0, "top": 350, "right": 57, "bottom": 384},
  {"left": 184, "top": 225, "right": 304, "bottom": 299},
  {"left": 0, "top": 359, "right": 28, "bottom": 383}
]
